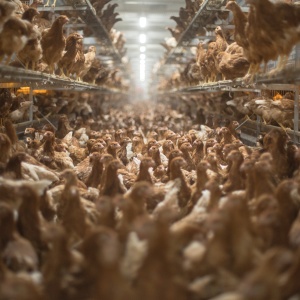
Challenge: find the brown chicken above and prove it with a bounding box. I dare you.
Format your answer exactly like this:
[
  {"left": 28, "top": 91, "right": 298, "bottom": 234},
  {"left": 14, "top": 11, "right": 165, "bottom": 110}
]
[
  {"left": 58, "top": 32, "right": 83, "bottom": 77},
  {"left": 16, "top": 185, "right": 48, "bottom": 254},
  {"left": 263, "top": 129, "right": 289, "bottom": 180},
  {"left": 204, "top": 42, "right": 219, "bottom": 82},
  {"left": 68, "top": 37, "right": 85, "bottom": 81},
  {"left": 0, "top": 202, "right": 39, "bottom": 273},
  {"left": 217, "top": 42, "right": 250, "bottom": 80},
  {"left": 223, "top": 150, "right": 245, "bottom": 192},
  {"left": 34, "top": 131, "right": 74, "bottom": 170},
  {"left": 225, "top": 1, "right": 248, "bottom": 50},
  {"left": 0, "top": 132, "right": 12, "bottom": 164},
  {"left": 100, "top": 159, "right": 126, "bottom": 196},
  {"left": 134, "top": 217, "right": 187, "bottom": 300},
  {"left": 180, "top": 142, "right": 195, "bottom": 171},
  {"left": 188, "top": 160, "right": 210, "bottom": 212},
  {"left": 42, "top": 225, "right": 85, "bottom": 300},
  {"left": 248, "top": 0, "right": 300, "bottom": 72},
  {"left": 56, "top": 114, "right": 73, "bottom": 139},
  {"left": 136, "top": 157, "right": 156, "bottom": 184},
  {"left": 225, "top": 0, "right": 259, "bottom": 79},
  {"left": 78, "top": 46, "right": 96, "bottom": 81},
  {"left": 82, "top": 58, "right": 103, "bottom": 84},
  {"left": 196, "top": 42, "right": 210, "bottom": 83},
  {"left": 214, "top": 26, "right": 228, "bottom": 57},
  {"left": 85, "top": 152, "right": 104, "bottom": 188},
  {"left": 0, "top": 16, "right": 29, "bottom": 64},
  {"left": 170, "top": 157, "right": 191, "bottom": 209},
  {"left": 106, "top": 141, "right": 121, "bottom": 159},
  {"left": 41, "top": 15, "right": 69, "bottom": 74},
  {"left": 17, "top": 7, "right": 42, "bottom": 70},
  {"left": 0, "top": 1, "right": 16, "bottom": 31}
]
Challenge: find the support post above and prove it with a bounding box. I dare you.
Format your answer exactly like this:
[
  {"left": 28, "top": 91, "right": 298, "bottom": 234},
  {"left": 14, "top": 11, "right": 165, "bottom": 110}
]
[
  {"left": 294, "top": 87, "right": 299, "bottom": 143},
  {"left": 29, "top": 88, "right": 33, "bottom": 123}
]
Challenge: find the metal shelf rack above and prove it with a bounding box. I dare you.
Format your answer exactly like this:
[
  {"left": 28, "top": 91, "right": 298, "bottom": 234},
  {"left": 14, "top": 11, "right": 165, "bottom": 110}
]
[
  {"left": 70, "top": 0, "right": 123, "bottom": 63},
  {"left": 157, "top": 69, "right": 300, "bottom": 94},
  {"left": 38, "top": 0, "right": 123, "bottom": 64},
  {"left": 161, "top": 0, "right": 227, "bottom": 66},
  {"left": 0, "top": 65, "right": 125, "bottom": 93},
  {"left": 156, "top": 68, "right": 300, "bottom": 145}
]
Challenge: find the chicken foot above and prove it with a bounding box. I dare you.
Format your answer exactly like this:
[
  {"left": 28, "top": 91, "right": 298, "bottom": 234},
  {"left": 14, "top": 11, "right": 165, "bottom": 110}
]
[
  {"left": 268, "top": 55, "right": 288, "bottom": 76},
  {"left": 48, "top": 64, "right": 55, "bottom": 75},
  {"left": 59, "top": 69, "right": 68, "bottom": 79},
  {"left": 277, "top": 122, "right": 288, "bottom": 132},
  {"left": 262, "top": 117, "right": 268, "bottom": 125},
  {"left": 44, "top": 0, "right": 57, "bottom": 7},
  {"left": 244, "top": 63, "right": 260, "bottom": 83},
  {"left": 243, "top": 64, "right": 255, "bottom": 82},
  {"left": 31, "top": 62, "right": 36, "bottom": 71}
]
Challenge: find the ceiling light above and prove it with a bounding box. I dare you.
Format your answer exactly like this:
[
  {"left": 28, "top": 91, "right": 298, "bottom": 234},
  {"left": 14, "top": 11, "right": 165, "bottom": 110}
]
[
  {"left": 140, "top": 65, "right": 145, "bottom": 82},
  {"left": 139, "top": 17, "right": 147, "bottom": 28},
  {"left": 139, "top": 34, "right": 146, "bottom": 44},
  {"left": 140, "top": 54, "right": 146, "bottom": 60},
  {"left": 140, "top": 46, "right": 146, "bottom": 52}
]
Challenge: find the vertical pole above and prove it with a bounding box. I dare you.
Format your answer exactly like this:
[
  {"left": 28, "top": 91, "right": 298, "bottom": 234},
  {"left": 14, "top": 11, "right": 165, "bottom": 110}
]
[
  {"left": 29, "top": 88, "right": 33, "bottom": 123},
  {"left": 294, "top": 87, "right": 299, "bottom": 143},
  {"left": 256, "top": 90, "right": 261, "bottom": 135},
  {"left": 256, "top": 116, "right": 261, "bottom": 135}
]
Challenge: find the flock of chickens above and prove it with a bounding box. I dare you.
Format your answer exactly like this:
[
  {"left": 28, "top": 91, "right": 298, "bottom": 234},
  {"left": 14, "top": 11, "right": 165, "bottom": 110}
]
[
  {"left": 0, "top": 0, "right": 126, "bottom": 86},
  {"left": 1, "top": 97, "right": 300, "bottom": 299},
  {"left": 0, "top": 88, "right": 126, "bottom": 124},
  {"left": 180, "top": 89, "right": 298, "bottom": 131},
  {"left": 161, "top": 0, "right": 300, "bottom": 89},
  {"left": 1, "top": 0, "right": 300, "bottom": 298}
]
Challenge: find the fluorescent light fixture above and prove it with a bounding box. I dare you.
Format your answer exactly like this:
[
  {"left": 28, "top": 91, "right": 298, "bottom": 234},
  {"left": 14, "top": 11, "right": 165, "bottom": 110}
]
[
  {"left": 140, "top": 66, "right": 145, "bottom": 81},
  {"left": 139, "top": 17, "right": 147, "bottom": 28},
  {"left": 140, "top": 54, "right": 146, "bottom": 60},
  {"left": 140, "top": 46, "right": 146, "bottom": 52},
  {"left": 140, "top": 59, "right": 146, "bottom": 82},
  {"left": 139, "top": 34, "right": 146, "bottom": 43}
]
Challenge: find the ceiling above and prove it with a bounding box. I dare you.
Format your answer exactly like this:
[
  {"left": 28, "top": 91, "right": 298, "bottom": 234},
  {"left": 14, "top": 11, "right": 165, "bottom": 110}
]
[{"left": 113, "top": 0, "right": 184, "bottom": 91}]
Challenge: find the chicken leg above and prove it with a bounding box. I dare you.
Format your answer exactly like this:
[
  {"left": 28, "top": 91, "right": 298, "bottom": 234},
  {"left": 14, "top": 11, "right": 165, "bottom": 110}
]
[
  {"left": 268, "top": 55, "right": 287, "bottom": 76},
  {"left": 49, "top": 64, "right": 55, "bottom": 75},
  {"left": 277, "top": 122, "right": 288, "bottom": 132},
  {"left": 44, "top": 0, "right": 56, "bottom": 7},
  {"left": 245, "top": 63, "right": 260, "bottom": 83},
  {"left": 59, "top": 68, "right": 68, "bottom": 79}
]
